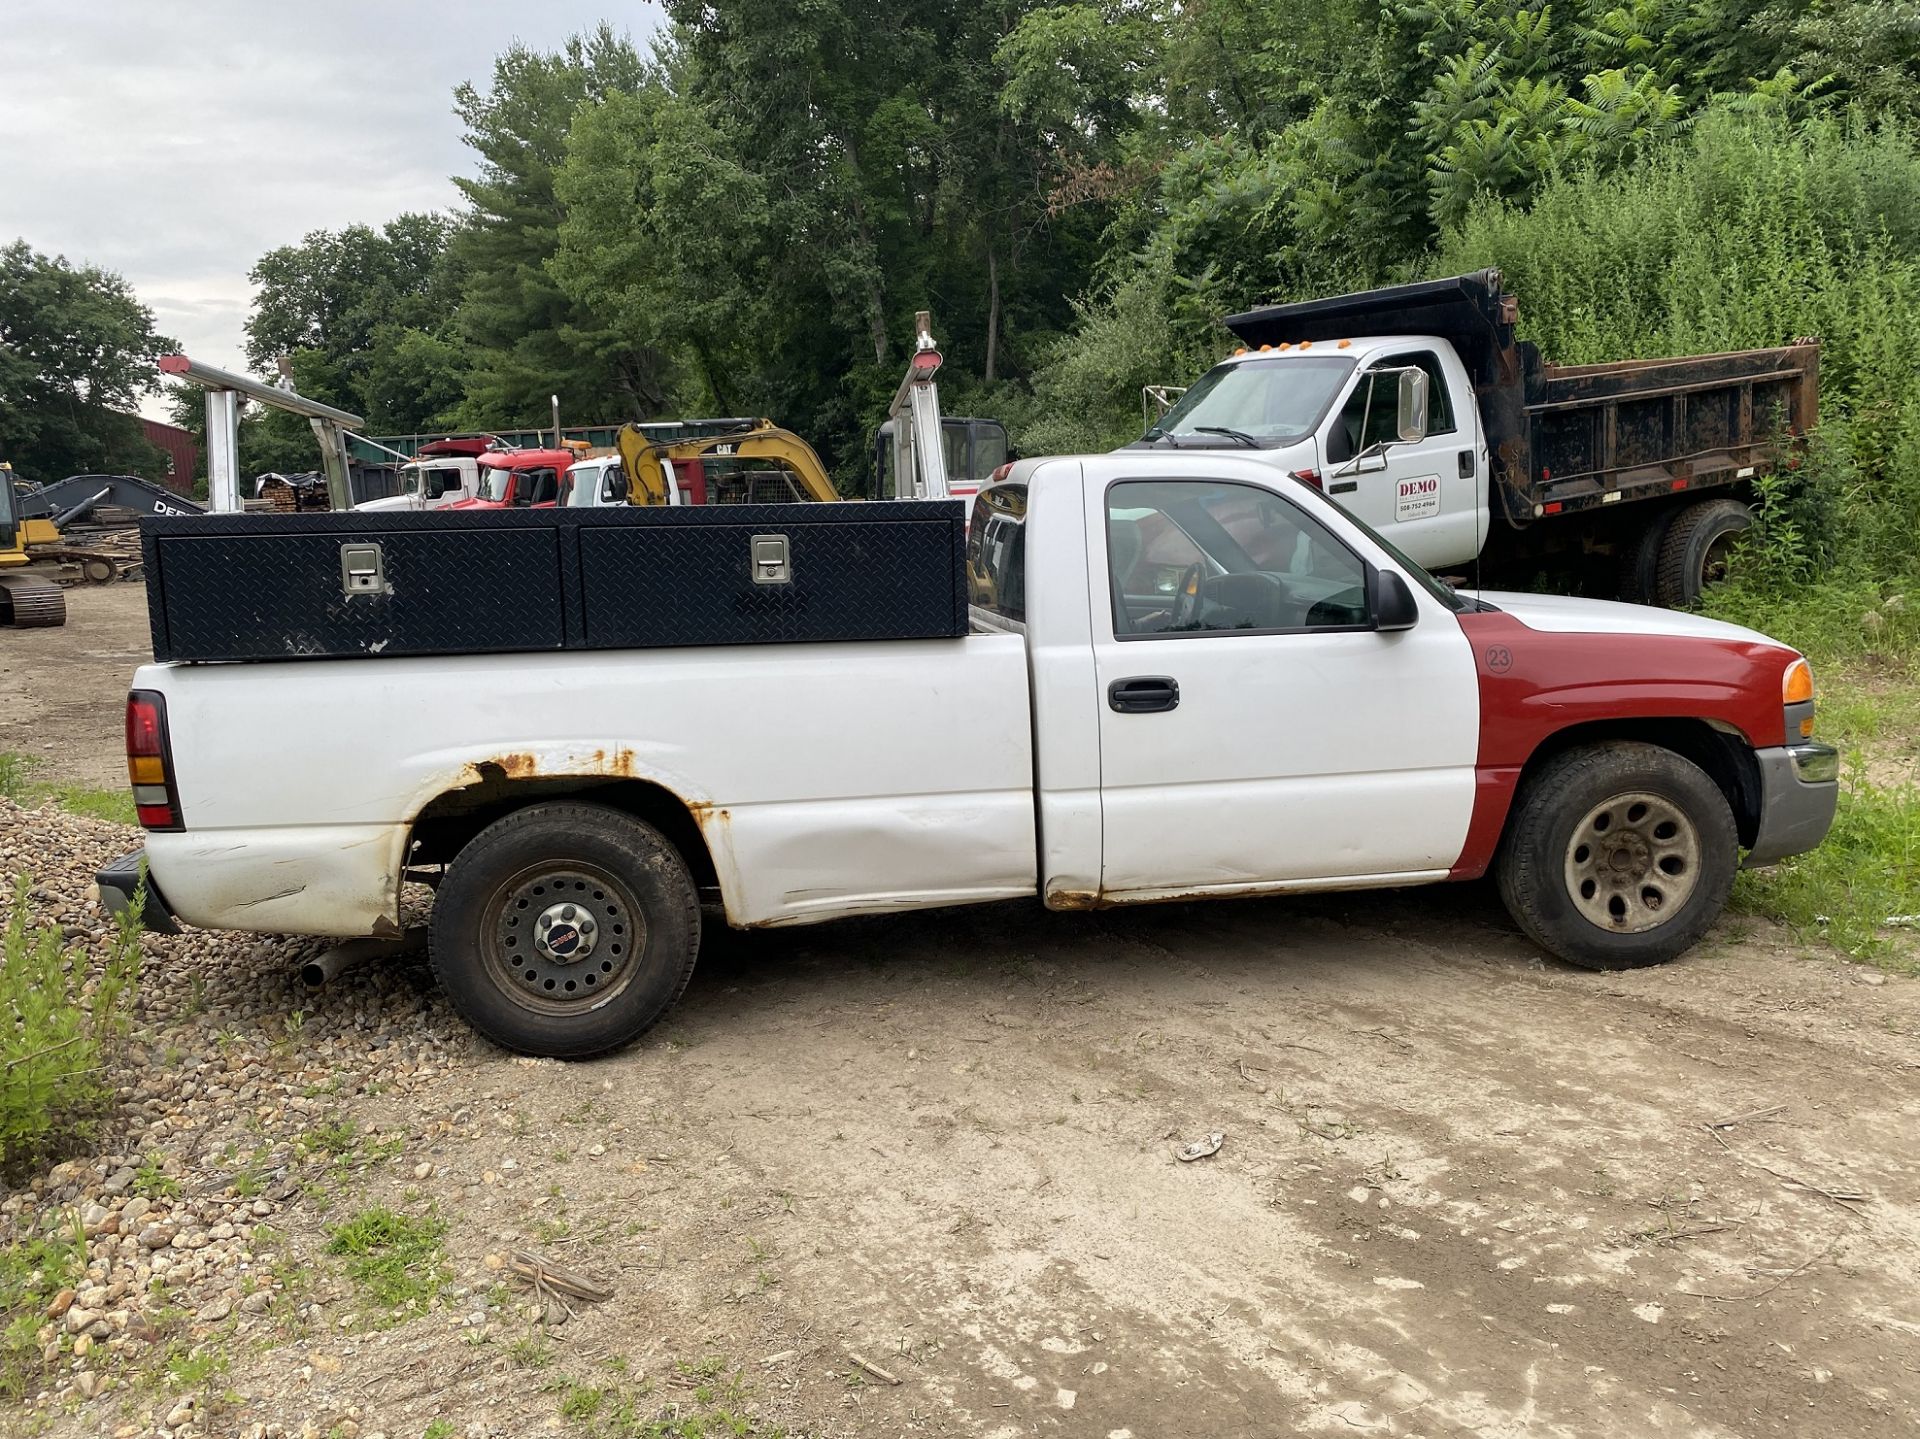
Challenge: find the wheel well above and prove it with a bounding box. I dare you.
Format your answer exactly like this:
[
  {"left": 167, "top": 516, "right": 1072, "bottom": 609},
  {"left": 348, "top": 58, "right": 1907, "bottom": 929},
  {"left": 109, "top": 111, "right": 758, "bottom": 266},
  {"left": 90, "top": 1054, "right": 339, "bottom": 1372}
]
[
  {"left": 1514, "top": 718, "right": 1762, "bottom": 850},
  {"left": 407, "top": 775, "right": 719, "bottom": 891}
]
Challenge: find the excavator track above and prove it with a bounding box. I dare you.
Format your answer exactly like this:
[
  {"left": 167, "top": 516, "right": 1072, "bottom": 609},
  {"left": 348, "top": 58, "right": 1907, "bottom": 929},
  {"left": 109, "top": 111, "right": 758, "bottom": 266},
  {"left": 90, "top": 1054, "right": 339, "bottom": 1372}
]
[{"left": 0, "top": 572, "right": 68, "bottom": 627}]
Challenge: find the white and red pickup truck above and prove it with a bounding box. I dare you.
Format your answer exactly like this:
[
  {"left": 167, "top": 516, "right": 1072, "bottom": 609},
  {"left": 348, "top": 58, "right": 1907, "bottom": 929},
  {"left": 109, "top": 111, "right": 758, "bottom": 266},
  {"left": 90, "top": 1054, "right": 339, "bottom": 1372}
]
[{"left": 100, "top": 453, "right": 1837, "bottom": 1057}]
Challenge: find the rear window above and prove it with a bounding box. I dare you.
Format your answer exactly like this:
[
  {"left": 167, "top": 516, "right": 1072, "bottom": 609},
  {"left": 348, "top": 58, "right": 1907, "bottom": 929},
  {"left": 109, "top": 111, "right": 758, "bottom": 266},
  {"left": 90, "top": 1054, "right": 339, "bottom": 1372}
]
[{"left": 967, "top": 483, "right": 1028, "bottom": 628}]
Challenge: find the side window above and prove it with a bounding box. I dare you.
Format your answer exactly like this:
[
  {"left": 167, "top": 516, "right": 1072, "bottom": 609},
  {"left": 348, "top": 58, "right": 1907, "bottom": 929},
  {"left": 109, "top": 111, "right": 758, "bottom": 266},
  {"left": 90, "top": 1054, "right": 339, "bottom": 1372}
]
[
  {"left": 526, "top": 468, "right": 560, "bottom": 505},
  {"left": 1327, "top": 350, "right": 1456, "bottom": 460},
  {"left": 1107, "top": 479, "right": 1369, "bottom": 636},
  {"left": 966, "top": 483, "right": 1028, "bottom": 627}
]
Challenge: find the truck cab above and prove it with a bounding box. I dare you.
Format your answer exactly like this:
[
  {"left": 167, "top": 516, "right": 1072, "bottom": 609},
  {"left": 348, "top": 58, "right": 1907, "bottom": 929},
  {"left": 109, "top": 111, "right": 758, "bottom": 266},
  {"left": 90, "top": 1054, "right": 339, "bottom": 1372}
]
[
  {"left": 556, "top": 455, "right": 626, "bottom": 508},
  {"left": 1137, "top": 337, "right": 1487, "bottom": 572},
  {"left": 449, "top": 449, "right": 572, "bottom": 510}
]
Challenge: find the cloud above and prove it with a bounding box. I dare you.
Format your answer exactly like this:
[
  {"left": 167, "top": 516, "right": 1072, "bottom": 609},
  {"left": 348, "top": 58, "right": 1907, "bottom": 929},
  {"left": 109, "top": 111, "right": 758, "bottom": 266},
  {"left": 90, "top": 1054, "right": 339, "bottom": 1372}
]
[{"left": 0, "top": 0, "right": 662, "bottom": 419}]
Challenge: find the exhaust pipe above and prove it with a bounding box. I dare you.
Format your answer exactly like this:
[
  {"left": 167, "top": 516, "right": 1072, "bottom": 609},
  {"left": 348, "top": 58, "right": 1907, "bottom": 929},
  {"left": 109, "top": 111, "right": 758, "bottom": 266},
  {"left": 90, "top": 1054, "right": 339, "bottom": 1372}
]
[{"left": 299, "top": 931, "right": 425, "bottom": 989}]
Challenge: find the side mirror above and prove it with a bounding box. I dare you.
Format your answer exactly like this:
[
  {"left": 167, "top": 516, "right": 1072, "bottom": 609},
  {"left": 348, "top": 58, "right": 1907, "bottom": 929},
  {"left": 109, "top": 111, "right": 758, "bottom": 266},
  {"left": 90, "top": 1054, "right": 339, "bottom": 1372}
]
[
  {"left": 1372, "top": 568, "right": 1420, "bottom": 632},
  {"left": 1396, "top": 367, "right": 1429, "bottom": 445}
]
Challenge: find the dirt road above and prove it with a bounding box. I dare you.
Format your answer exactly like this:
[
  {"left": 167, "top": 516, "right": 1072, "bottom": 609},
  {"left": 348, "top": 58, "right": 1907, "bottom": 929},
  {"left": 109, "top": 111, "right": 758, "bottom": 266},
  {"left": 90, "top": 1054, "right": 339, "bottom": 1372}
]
[
  {"left": 8, "top": 585, "right": 1917, "bottom": 1438},
  {"left": 0, "top": 581, "right": 150, "bottom": 789}
]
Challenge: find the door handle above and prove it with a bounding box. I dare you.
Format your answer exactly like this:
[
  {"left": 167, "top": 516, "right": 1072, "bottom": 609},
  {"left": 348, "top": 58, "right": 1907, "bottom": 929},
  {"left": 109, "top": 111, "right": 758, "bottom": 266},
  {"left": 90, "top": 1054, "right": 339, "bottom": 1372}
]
[
  {"left": 1458, "top": 449, "right": 1476, "bottom": 478},
  {"left": 1108, "top": 676, "right": 1180, "bottom": 714}
]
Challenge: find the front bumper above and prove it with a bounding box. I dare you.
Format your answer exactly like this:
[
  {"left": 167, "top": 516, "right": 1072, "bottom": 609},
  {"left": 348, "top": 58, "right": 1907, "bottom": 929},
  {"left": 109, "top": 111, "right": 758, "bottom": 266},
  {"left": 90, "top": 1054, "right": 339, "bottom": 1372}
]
[
  {"left": 94, "top": 848, "right": 180, "bottom": 934},
  {"left": 1744, "top": 742, "right": 1840, "bottom": 868}
]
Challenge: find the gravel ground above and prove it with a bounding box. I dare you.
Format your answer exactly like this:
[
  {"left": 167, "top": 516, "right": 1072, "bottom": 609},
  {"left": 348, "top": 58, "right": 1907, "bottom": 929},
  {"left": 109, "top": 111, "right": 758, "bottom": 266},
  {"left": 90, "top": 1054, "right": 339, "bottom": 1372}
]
[{"left": 4, "top": 799, "right": 474, "bottom": 1439}]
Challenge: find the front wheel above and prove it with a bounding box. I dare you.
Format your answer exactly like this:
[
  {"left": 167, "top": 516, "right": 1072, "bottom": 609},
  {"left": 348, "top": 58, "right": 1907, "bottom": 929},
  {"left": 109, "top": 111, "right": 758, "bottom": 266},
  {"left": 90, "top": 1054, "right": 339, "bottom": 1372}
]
[
  {"left": 1495, "top": 742, "right": 1737, "bottom": 970},
  {"left": 429, "top": 802, "right": 701, "bottom": 1057}
]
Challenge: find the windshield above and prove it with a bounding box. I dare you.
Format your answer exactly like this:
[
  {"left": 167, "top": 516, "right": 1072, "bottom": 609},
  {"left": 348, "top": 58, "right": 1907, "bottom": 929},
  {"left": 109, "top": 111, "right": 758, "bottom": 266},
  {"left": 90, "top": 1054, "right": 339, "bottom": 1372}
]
[
  {"left": 563, "top": 464, "right": 605, "bottom": 507},
  {"left": 1146, "top": 355, "right": 1355, "bottom": 448},
  {"left": 478, "top": 466, "right": 512, "bottom": 503}
]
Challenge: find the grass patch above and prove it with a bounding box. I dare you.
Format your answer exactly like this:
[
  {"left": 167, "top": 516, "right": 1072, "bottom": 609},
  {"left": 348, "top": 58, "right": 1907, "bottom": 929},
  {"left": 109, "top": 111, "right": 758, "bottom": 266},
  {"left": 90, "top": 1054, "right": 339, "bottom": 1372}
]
[
  {"left": 43, "top": 784, "right": 137, "bottom": 827},
  {"left": 1734, "top": 765, "right": 1920, "bottom": 970},
  {"left": 1687, "top": 602, "right": 1920, "bottom": 968},
  {"left": 1, "top": 876, "right": 142, "bottom": 1175},
  {"left": 0, "top": 751, "right": 137, "bottom": 826},
  {"left": 550, "top": 1361, "right": 779, "bottom": 1438},
  {"left": 324, "top": 1207, "right": 449, "bottom": 1325}
]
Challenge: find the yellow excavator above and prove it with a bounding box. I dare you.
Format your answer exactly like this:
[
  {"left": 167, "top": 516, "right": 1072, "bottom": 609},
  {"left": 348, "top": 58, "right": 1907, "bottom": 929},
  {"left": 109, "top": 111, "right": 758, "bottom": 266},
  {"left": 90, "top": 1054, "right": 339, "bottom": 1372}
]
[
  {"left": 610, "top": 419, "right": 840, "bottom": 506},
  {"left": 0, "top": 464, "right": 67, "bottom": 627}
]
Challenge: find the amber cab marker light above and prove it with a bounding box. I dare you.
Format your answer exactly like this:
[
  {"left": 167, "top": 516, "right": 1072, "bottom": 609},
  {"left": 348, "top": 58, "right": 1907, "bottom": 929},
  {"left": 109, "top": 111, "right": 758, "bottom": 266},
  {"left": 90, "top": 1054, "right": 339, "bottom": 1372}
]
[{"left": 1784, "top": 658, "right": 1814, "bottom": 705}]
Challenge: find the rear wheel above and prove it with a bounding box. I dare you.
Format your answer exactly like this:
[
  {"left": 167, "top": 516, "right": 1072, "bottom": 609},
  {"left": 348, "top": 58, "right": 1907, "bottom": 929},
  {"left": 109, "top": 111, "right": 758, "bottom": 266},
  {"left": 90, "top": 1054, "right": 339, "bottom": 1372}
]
[
  {"left": 1495, "top": 742, "right": 1737, "bottom": 970},
  {"left": 429, "top": 802, "right": 700, "bottom": 1057},
  {"left": 1615, "top": 509, "right": 1677, "bottom": 606},
  {"left": 1653, "top": 498, "right": 1751, "bottom": 608}
]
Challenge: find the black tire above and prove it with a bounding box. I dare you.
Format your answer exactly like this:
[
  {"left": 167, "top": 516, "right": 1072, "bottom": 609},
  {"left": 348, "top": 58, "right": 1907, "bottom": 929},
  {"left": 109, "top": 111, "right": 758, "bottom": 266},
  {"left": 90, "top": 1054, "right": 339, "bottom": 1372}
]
[
  {"left": 1653, "top": 498, "right": 1751, "bottom": 608},
  {"left": 429, "top": 802, "right": 700, "bottom": 1057},
  {"left": 1495, "top": 741, "right": 1737, "bottom": 971},
  {"left": 1615, "top": 509, "right": 1677, "bottom": 605}
]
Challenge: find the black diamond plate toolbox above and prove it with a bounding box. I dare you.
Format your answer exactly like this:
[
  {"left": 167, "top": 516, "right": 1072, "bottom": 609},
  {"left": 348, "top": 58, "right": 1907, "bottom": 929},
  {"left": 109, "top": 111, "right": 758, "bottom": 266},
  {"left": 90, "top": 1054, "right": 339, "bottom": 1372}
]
[{"left": 141, "top": 503, "right": 967, "bottom": 663}]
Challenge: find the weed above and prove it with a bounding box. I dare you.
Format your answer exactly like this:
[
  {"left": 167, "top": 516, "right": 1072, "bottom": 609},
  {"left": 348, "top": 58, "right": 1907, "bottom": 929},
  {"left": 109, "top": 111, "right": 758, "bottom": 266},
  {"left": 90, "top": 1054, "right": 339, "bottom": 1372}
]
[
  {"left": 133, "top": 1153, "right": 182, "bottom": 1200},
  {"left": 0, "top": 875, "right": 142, "bottom": 1174},
  {"left": 0, "top": 752, "right": 33, "bottom": 802},
  {"left": 324, "top": 1207, "right": 449, "bottom": 1324},
  {"left": 560, "top": 1383, "right": 606, "bottom": 1420},
  {"left": 305, "top": 1119, "right": 359, "bottom": 1157},
  {"left": 0, "top": 1213, "right": 85, "bottom": 1398},
  {"left": 165, "top": 1345, "right": 228, "bottom": 1389},
  {"left": 509, "top": 1333, "right": 555, "bottom": 1368},
  {"left": 423, "top": 1422, "right": 456, "bottom": 1439}
]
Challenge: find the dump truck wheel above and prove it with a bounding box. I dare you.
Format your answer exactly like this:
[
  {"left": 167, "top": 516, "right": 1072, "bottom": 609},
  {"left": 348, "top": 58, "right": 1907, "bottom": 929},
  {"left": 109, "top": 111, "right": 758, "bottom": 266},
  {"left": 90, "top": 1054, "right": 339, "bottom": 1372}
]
[
  {"left": 430, "top": 802, "right": 701, "bottom": 1058},
  {"left": 1654, "top": 498, "right": 1752, "bottom": 608},
  {"left": 1615, "top": 509, "right": 1676, "bottom": 606},
  {"left": 1496, "top": 741, "right": 1736, "bottom": 971}
]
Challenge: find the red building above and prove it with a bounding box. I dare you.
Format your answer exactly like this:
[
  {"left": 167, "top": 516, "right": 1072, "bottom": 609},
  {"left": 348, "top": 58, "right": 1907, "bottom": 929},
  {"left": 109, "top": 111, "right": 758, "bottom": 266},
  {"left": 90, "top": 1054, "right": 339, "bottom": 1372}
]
[{"left": 137, "top": 417, "right": 198, "bottom": 494}]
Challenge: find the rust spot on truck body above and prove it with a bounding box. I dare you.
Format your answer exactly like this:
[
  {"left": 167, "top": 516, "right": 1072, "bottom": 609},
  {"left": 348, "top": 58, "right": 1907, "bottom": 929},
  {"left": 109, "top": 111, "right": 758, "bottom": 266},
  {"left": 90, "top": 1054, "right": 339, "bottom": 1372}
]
[{"left": 1045, "top": 889, "right": 1105, "bottom": 912}]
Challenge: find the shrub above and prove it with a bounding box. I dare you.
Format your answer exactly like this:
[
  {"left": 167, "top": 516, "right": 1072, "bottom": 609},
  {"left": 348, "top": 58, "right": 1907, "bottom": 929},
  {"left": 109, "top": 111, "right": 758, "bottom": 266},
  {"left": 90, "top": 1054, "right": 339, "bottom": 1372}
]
[{"left": 0, "top": 877, "right": 142, "bottom": 1175}]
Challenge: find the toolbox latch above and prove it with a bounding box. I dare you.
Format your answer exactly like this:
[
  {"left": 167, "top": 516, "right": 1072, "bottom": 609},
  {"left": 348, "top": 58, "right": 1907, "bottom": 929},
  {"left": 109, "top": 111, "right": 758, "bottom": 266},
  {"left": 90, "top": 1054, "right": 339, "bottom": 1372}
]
[
  {"left": 340, "top": 542, "right": 389, "bottom": 596},
  {"left": 750, "top": 534, "right": 791, "bottom": 585}
]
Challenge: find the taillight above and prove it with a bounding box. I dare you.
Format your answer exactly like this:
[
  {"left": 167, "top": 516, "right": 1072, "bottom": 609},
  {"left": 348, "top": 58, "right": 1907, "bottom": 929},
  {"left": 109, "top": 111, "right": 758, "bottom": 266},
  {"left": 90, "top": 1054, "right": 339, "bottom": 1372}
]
[
  {"left": 1289, "top": 469, "right": 1323, "bottom": 490},
  {"left": 126, "top": 690, "right": 183, "bottom": 830}
]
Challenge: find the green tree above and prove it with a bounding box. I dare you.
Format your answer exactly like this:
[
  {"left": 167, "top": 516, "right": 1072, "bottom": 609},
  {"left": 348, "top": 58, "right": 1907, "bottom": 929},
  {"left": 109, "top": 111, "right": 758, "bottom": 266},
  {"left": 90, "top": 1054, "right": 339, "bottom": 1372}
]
[
  {"left": 244, "top": 214, "right": 463, "bottom": 432},
  {"left": 449, "top": 25, "right": 660, "bottom": 427},
  {"left": 0, "top": 240, "right": 171, "bottom": 482}
]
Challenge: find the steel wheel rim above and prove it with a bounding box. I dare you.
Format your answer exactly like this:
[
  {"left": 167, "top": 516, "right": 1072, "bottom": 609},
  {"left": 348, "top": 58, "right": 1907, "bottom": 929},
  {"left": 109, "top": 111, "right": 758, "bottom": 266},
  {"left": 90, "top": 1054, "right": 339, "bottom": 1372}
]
[
  {"left": 480, "top": 863, "right": 646, "bottom": 1015},
  {"left": 1563, "top": 790, "right": 1701, "bottom": 934},
  {"left": 1700, "top": 530, "right": 1740, "bottom": 588}
]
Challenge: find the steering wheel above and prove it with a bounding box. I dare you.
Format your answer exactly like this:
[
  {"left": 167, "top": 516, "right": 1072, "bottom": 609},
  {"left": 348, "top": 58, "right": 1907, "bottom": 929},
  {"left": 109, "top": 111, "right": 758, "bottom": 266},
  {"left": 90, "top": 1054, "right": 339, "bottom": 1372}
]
[{"left": 1170, "top": 562, "right": 1208, "bottom": 630}]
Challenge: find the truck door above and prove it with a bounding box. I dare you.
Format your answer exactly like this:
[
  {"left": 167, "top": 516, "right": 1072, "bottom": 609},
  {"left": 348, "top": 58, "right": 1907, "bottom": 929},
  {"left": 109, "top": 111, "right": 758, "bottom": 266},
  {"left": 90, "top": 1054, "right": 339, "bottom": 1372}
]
[
  {"left": 1088, "top": 470, "right": 1479, "bottom": 898},
  {"left": 1318, "top": 349, "right": 1485, "bottom": 573}
]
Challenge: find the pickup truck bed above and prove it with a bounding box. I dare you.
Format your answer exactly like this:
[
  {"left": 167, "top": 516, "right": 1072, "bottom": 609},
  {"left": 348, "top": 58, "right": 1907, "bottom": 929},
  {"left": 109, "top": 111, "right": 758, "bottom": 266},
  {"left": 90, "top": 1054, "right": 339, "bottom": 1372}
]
[{"left": 104, "top": 453, "right": 1838, "bottom": 1057}]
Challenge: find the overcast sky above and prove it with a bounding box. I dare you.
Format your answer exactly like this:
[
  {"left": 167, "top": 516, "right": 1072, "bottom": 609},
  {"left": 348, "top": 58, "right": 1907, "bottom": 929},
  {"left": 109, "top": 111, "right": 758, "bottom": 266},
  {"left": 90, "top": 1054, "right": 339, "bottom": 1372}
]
[{"left": 0, "top": 1, "right": 663, "bottom": 419}]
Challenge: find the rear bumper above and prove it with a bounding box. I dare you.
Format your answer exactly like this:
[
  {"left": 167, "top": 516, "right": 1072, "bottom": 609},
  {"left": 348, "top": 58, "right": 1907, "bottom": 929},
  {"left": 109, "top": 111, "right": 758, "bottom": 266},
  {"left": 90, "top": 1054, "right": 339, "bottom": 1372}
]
[
  {"left": 1744, "top": 742, "right": 1840, "bottom": 868},
  {"left": 94, "top": 848, "right": 180, "bottom": 934}
]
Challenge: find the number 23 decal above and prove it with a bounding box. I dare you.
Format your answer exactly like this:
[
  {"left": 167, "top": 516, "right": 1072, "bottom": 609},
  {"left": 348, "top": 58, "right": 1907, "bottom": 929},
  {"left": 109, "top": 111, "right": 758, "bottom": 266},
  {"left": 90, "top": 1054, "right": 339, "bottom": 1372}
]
[{"left": 1484, "top": 645, "right": 1513, "bottom": 673}]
